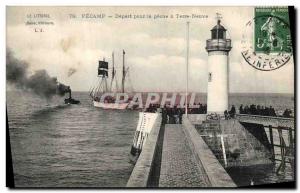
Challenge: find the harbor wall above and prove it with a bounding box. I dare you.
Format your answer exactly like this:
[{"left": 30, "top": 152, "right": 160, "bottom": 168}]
[
  {"left": 147, "top": 122, "right": 165, "bottom": 187},
  {"left": 195, "top": 119, "right": 273, "bottom": 167}
]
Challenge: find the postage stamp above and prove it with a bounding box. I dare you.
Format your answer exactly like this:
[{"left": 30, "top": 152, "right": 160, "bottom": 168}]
[
  {"left": 241, "top": 6, "right": 293, "bottom": 71},
  {"left": 254, "top": 7, "right": 292, "bottom": 54}
]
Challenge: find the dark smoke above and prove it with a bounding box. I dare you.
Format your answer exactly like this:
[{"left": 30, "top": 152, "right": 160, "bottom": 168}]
[
  {"left": 67, "top": 67, "right": 77, "bottom": 77},
  {"left": 7, "top": 49, "right": 71, "bottom": 99},
  {"left": 6, "top": 50, "right": 28, "bottom": 88}
]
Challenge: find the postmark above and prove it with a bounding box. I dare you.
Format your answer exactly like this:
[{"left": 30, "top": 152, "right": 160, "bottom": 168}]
[{"left": 241, "top": 7, "right": 293, "bottom": 71}]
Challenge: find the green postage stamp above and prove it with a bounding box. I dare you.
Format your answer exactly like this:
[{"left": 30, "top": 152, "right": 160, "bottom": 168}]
[{"left": 254, "top": 7, "right": 292, "bottom": 54}]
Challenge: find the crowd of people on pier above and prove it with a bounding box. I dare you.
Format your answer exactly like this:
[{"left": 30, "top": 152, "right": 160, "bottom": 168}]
[
  {"left": 238, "top": 104, "right": 293, "bottom": 118},
  {"left": 146, "top": 104, "right": 183, "bottom": 124},
  {"left": 238, "top": 104, "right": 277, "bottom": 116},
  {"left": 187, "top": 104, "right": 207, "bottom": 114},
  {"left": 282, "top": 109, "right": 293, "bottom": 118},
  {"left": 145, "top": 104, "right": 160, "bottom": 113},
  {"left": 145, "top": 103, "right": 293, "bottom": 123},
  {"left": 145, "top": 103, "right": 207, "bottom": 114},
  {"left": 145, "top": 103, "right": 209, "bottom": 124},
  {"left": 161, "top": 106, "right": 183, "bottom": 124},
  {"left": 224, "top": 105, "right": 236, "bottom": 119}
]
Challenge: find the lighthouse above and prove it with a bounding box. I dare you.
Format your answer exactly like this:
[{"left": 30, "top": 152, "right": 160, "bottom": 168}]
[{"left": 205, "top": 15, "right": 232, "bottom": 114}]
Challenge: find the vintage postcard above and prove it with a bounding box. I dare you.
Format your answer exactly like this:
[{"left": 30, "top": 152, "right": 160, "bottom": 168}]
[{"left": 6, "top": 6, "right": 295, "bottom": 188}]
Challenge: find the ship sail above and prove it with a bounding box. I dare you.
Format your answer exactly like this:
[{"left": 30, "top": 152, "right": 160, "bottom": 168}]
[
  {"left": 90, "top": 58, "right": 109, "bottom": 100},
  {"left": 98, "top": 60, "right": 108, "bottom": 77}
]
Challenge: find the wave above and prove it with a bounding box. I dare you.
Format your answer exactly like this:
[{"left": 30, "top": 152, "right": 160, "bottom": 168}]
[{"left": 31, "top": 104, "right": 70, "bottom": 118}]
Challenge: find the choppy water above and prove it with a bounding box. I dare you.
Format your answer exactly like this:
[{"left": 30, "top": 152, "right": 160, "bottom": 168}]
[
  {"left": 7, "top": 91, "right": 294, "bottom": 187},
  {"left": 7, "top": 91, "right": 138, "bottom": 187}
]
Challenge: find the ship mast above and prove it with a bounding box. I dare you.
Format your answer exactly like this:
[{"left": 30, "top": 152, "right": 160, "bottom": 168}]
[
  {"left": 110, "top": 52, "right": 115, "bottom": 92},
  {"left": 103, "top": 57, "right": 108, "bottom": 92},
  {"left": 122, "top": 50, "right": 125, "bottom": 93}
]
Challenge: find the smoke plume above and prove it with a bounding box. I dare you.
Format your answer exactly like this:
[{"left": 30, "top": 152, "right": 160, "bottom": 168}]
[
  {"left": 6, "top": 48, "right": 71, "bottom": 99},
  {"left": 67, "top": 68, "right": 77, "bottom": 77}
]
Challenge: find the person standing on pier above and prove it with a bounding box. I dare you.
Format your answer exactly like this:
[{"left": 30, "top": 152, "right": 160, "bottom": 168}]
[
  {"left": 229, "top": 105, "right": 236, "bottom": 118},
  {"left": 239, "top": 104, "right": 244, "bottom": 114},
  {"left": 162, "top": 105, "right": 167, "bottom": 124},
  {"left": 177, "top": 107, "right": 183, "bottom": 124}
]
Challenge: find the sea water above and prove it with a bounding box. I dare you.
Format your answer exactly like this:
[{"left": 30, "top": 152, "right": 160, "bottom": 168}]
[{"left": 7, "top": 91, "right": 294, "bottom": 187}]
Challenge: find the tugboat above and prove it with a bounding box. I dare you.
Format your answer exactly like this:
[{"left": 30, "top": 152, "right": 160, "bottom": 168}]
[{"left": 64, "top": 87, "right": 80, "bottom": 104}]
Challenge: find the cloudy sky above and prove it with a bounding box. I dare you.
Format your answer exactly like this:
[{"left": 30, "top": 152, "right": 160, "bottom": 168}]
[{"left": 6, "top": 6, "right": 294, "bottom": 93}]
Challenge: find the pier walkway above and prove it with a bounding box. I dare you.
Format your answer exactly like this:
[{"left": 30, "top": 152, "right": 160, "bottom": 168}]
[
  {"left": 159, "top": 124, "right": 210, "bottom": 187},
  {"left": 127, "top": 116, "right": 236, "bottom": 188}
]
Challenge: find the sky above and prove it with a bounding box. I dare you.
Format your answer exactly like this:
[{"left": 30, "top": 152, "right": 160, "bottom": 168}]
[{"left": 6, "top": 6, "right": 294, "bottom": 93}]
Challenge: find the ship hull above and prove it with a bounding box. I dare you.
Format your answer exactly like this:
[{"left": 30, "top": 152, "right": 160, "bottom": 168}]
[{"left": 93, "top": 100, "right": 129, "bottom": 110}]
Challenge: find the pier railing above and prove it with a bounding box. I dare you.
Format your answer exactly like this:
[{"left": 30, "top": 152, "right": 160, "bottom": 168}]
[
  {"left": 205, "top": 39, "right": 232, "bottom": 52},
  {"left": 236, "top": 114, "right": 294, "bottom": 128},
  {"left": 236, "top": 114, "right": 294, "bottom": 175}
]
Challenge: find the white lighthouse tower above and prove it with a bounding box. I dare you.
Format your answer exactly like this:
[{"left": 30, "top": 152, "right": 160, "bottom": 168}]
[{"left": 206, "top": 15, "right": 232, "bottom": 114}]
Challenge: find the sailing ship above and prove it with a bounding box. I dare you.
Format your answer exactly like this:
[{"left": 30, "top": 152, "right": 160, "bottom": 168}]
[{"left": 90, "top": 50, "right": 130, "bottom": 109}]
